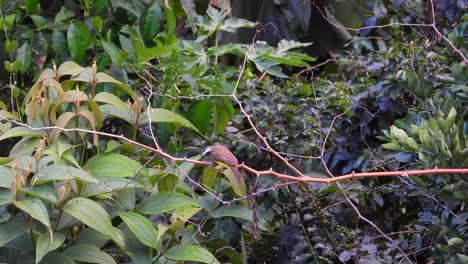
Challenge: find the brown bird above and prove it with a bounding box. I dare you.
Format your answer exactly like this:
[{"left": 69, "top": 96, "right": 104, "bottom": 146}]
[{"left": 202, "top": 145, "right": 243, "bottom": 184}]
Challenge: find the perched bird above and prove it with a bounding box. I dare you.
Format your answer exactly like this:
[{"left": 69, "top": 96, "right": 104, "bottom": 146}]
[{"left": 202, "top": 145, "right": 243, "bottom": 183}]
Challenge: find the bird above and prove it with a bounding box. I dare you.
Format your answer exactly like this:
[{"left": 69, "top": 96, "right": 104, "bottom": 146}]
[{"left": 202, "top": 145, "right": 243, "bottom": 184}]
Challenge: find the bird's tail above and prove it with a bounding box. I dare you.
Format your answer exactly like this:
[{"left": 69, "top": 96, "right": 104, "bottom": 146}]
[{"left": 231, "top": 166, "right": 244, "bottom": 185}]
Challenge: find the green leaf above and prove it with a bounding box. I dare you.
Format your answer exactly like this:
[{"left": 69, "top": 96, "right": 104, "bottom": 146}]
[
  {"left": 4, "top": 14, "right": 16, "bottom": 28},
  {"left": 0, "top": 126, "right": 47, "bottom": 141},
  {"left": 36, "top": 232, "right": 66, "bottom": 264},
  {"left": 20, "top": 185, "right": 59, "bottom": 205},
  {"left": 163, "top": 4, "right": 176, "bottom": 35},
  {"left": 186, "top": 99, "right": 211, "bottom": 135},
  {"left": 139, "top": 4, "right": 162, "bottom": 44},
  {"left": 84, "top": 153, "right": 144, "bottom": 178},
  {"left": 223, "top": 168, "right": 246, "bottom": 197},
  {"left": 0, "top": 165, "right": 13, "bottom": 188},
  {"left": 55, "top": 6, "right": 75, "bottom": 24},
  {"left": 119, "top": 34, "right": 135, "bottom": 61},
  {"left": 165, "top": 245, "right": 220, "bottom": 264},
  {"left": 134, "top": 35, "right": 179, "bottom": 62},
  {"left": 118, "top": 212, "right": 159, "bottom": 249},
  {"left": 52, "top": 30, "right": 69, "bottom": 63},
  {"left": 32, "top": 165, "right": 99, "bottom": 185},
  {"left": 93, "top": 92, "right": 128, "bottom": 109},
  {"left": 58, "top": 61, "right": 84, "bottom": 77},
  {"left": 139, "top": 108, "right": 200, "bottom": 133},
  {"left": 202, "top": 167, "right": 218, "bottom": 190},
  {"left": 13, "top": 197, "right": 52, "bottom": 237},
  {"left": 25, "top": 0, "right": 39, "bottom": 14},
  {"left": 63, "top": 198, "right": 115, "bottom": 237},
  {"left": 381, "top": 142, "right": 401, "bottom": 151},
  {"left": 101, "top": 41, "right": 123, "bottom": 67},
  {"left": 138, "top": 192, "right": 201, "bottom": 215},
  {"left": 157, "top": 174, "right": 179, "bottom": 192},
  {"left": 30, "top": 15, "right": 46, "bottom": 29},
  {"left": 95, "top": 72, "right": 137, "bottom": 99},
  {"left": 0, "top": 189, "right": 12, "bottom": 206},
  {"left": 92, "top": 0, "right": 108, "bottom": 14},
  {"left": 41, "top": 252, "right": 76, "bottom": 264},
  {"left": 67, "top": 21, "right": 92, "bottom": 62},
  {"left": 0, "top": 220, "right": 27, "bottom": 247},
  {"left": 17, "top": 42, "right": 32, "bottom": 72},
  {"left": 64, "top": 244, "right": 116, "bottom": 264},
  {"left": 212, "top": 204, "right": 268, "bottom": 231},
  {"left": 213, "top": 99, "right": 233, "bottom": 134}
]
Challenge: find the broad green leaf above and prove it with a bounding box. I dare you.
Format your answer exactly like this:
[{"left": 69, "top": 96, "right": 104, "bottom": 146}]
[
  {"left": 52, "top": 30, "right": 69, "bottom": 63},
  {"left": 101, "top": 41, "right": 123, "bottom": 67},
  {"left": 0, "top": 220, "right": 27, "bottom": 247},
  {"left": 81, "top": 177, "right": 143, "bottom": 197},
  {"left": 163, "top": 4, "right": 176, "bottom": 35},
  {"left": 25, "top": 0, "right": 39, "bottom": 14},
  {"left": 0, "top": 189, "right": 12, "bottom": 206},
  {"left": 100, "top": 104, "right": 134, "bottom": 124},
  {"left": 139, "top": 108, "right": 199, "bottom": 133},
  {"left": 67, "top": 21, "right": 92, "bottom": 62},
  {"left": 93, "top": 92, "right": 128, "bottom": 109},
  {"left": 222, "top": 168, "right": 246, "bottom": 197},
  {"left": 212, "top": 204, "right": 268, "bottom": 231},
  {"left": 63, "top": 198, "right": 115, "bottom": 238},
  {"left": 30, "top": 15, "right": 46, "bottom": 29},
  {"left": 201, "top": 167, "right": 218, "bottom": 190},
  {"left": 17, "top": 42, "right": 32, "bottom": 73},
  {"left": 4, "top": 14, "right": 16, "bottom": 28},
  {"left": 64, "top": 244, "right": 116, "bottom": 264},
  {"left": 186, "top": 99, "right": 211, "bottom": 135},
  {"left": 165, "top": 245, "right": 220, "bottom": 264},
  {"left": 36, "top": 232, "right": 66, "bottom": 264},
  {"left": 138, "top": 192, "right": 201, "bottom": 215},
  {"left": 118, "top": 211, "right": 159, "bottom": 248},
  {"left": 20, "top": 185, "right": 59, "bottom": 205},
  {"left": 170, "top": 205, "right": 201, "bottom": 229},
  {"left": 381, "top": 142, "right": 401, "bottom": 151},
  {"left": 139, "top": 4, "right": 162, "bottom": 44},
  {"left": 0, "top": 126, "right": 47, "bottom": 141},
  {"left": 84, "top": 153, "right": 144, "bottom": 178},
  {"left": 157, "top": 174, "right": 178, "bottom": 192},
  {"left": 0, "top": 165, "right": 12, "bottom": 188},
  {"left": 58, "top": 61, "right": 83, "bottom": 77},
  {"left": 13, "top": 197, "right": 52, "bottom": 237},
  {"left": 95, "top": 72, "right": 137, "bottom": 99},
  {"left": 55, "top": 6, "right": 75, "bottom": 24},
  {"left": 134, "top": 35, "right": 179, "bottom": 62},
  {"left": 92, "top": 0, "right": 108, "bottom": 14},
  {"left": 32, "top": 165, "right": 99, "bottom": 185},
  {"left": 213, "top": 99, "right": 233, "bottom": 134},
  {"left": 220, "top": 17, "right": 255, "bottom": 32},
  {"left": 41, "top": 252, "right": 76, "bottom": 264},
  {"left": 119, "top": 34, "right": 135, "bottom": 61}
]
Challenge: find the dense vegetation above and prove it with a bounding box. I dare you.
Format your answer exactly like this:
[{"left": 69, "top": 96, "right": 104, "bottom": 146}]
[{"left": 0, "top": 0, "right": 466, "bottom": 263}]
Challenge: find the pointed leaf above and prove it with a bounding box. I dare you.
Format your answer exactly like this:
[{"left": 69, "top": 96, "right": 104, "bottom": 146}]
[
  {"left": 118, "top": 211, "right": 159, "bottom": 249},
  {"left": 139, "top": 108, "right": 199, "bottom": 133},
  {"left": 84, "top": 153, "right": 143, "bottom": 178},
  {"left": 165, "top": 245, "right": 220, "bottom": 264},
  {"left": 36, "top": 232, "right": 66, "bottom": 264},
  {"left": 138, "top": 192, "right": 201, "bottom": 215},
  {"left": 0, "top": 126, "right": 47, "bottom": 141},
  {"left": 33, "top": 165, "right": 99, "bottom": 185},
  {"left": 13, "top": 197, "right": 52, "bottom": 237},
  {"left": 63, "top": 198, "right": 115, "bottom": 237},
  {"left": 64, "top": 244, "right": 116, "bottom": 264}
]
